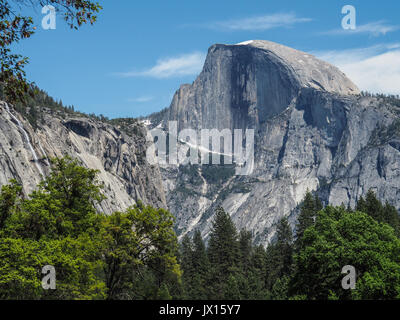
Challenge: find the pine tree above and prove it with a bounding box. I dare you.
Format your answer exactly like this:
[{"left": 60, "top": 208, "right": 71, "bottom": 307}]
[
  {"left": 238, "top": 229, "right": 253, "bottom": 273},
  {"left": 356, "top": 195, "right": 366, "bottom": 212},
  {"left": 364, "top": 189, "right": 384, "bottom": 221},
  {"left": 296, "top": 191, "right": 318, "bottom": 245},
  {"left": 180, "top": 235, "right": 194, "bottom": 298},
  {"left": 207, "top": 207, "right": 240, "bottom": 299},
  {"left": 355, "top": 190, "right": 400, "bottom": 235},
  {"left": 382, "top": 202, "right": 400, "bottom": 236},
  {"left": 224, "top": 274, "right": 241, "bottom": 300},
  {"left": 265, "top": 217, "right": 294, "bottom": 299},
  {"left": 157, "top": 283, "right": 172, "bottom": 300},
  {"left": 276, "top": 217, "right": 293, "bottom": 276},
  {"left": 248, "top": 245, "right": 268, "bottom": 299},
  {"left": 191, "top": 230, "right": 209, "bottom": 299},
  {"left": 265, "top": 243, "right": 280, "bottom": 291},
  {"left": 357, "top": 190, "right": 400, "bottom": 232},
  {"left": 314, "top": 194, "right": 323, "bottom": 212}
]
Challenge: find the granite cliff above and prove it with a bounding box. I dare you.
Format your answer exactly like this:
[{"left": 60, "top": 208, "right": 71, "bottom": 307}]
[
  {"left": 1, "top": 40, "right": 399, "bottom": 245},
  {"left": 0, "top": 101, "right": 166, "bottom": 213},
  {"left": 148, "top": 40, "right": 400, "bottom": 244}
]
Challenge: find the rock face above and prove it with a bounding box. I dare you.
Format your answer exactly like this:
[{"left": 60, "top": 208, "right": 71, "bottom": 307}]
[
  {"left": 157, "top": 40, "right": 359, "bottom": 134},
  {"left": 0, "top": 101, "right": 167, "bottom": 213},
  {"left": 1, "top": 40, "right": 399, "bottom": 246},
  {"left": 148, "top": 40, "right": 400, "bottom": 244}
]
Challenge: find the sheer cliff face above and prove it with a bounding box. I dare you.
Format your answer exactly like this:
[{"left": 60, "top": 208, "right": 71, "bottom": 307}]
[
  {"left": 1, "top": 40, "right": 399, "bottom": 245},
  {"left": 164, "top": 40, "right": 359, "bottom": 133},
  {"left": 0, "top": 102, "right": 167, "bottom": 213},
  {"left": 150, "top": 40, "right": 400, "bottom": 244}
]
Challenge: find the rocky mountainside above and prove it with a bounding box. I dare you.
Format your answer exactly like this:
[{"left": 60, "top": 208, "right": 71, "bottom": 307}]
[
  {"left": 0, "top": 101, "right": 166, "bottom": 213},
  {"left": 1, "top": 40, "right": 399, "bottom": 246},
  {"left": 148, "top": 40, "right": 400, "bottom": 244}
]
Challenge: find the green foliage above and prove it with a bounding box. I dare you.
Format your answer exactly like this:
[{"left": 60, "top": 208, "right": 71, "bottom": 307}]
[
  {"left": 1, "top": 155, "right": 400, "bottom": 300},
  {"left": 295, "top": 191, "right": 322, "bottom": 248},
  {"left": 178, "top": 191, "right": 400, "bottom": 301},
  {"left": 264, "top": 219, "right": 294, "bottom": 298},
  {"left": 101, "top": 202, "right": 181, "bottom": 300},
  {"left": 0, "top": 179, "right": 22, "bottom": 230},
  {"left": 0, "top": 156, "right": 180, "bottom": 300},
  {"left": 290, "top": 206, "right": 400, "bottom": 299},
  {"left": 179, "top": 230, "right": 210, "bottom": 299},
  {"left": 180, "top": 208, "right": 270, "bottom": 300},
  {"left": 157, "top": 283, "right": 172, "bottom": 300},
  {"left": 270, "top": 275, "right": 290, "bottom": 300},
  {"left": 207, "top": 207, "right": 241, "bottom": 299},
  {"left": 4, "top": 156, "right": 105, "bottom": 240},
  {"left": 356, "top": 189, "right": 400, "bottom": 235}
]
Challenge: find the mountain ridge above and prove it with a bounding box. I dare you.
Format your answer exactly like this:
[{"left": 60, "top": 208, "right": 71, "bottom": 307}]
[
  {"left": 1, "top": 40, "right": 399, "bottom": 245},
  {"left": 147, "top": 40, "right": 400, "bottom": 244}
]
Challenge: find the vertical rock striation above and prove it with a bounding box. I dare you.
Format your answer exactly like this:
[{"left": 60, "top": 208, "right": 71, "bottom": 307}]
[
  {"left": 148, "top": 40, "right": 399, "bottom": 245},
  {"left": 0, "top": 101, "right": 167, "bottom": 213}
]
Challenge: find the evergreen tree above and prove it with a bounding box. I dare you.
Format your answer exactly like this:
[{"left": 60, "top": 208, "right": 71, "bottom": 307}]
[
  {"left": 364, "top": 189, "right": 384, "bottom": 221},
  {"left": 295, "top": 191, "right": 321, "bottom": 247},
  {"left": 248, "top": 245, "right": 268, "bottom": 299},
  {"left": 180, "top": 234, "right": 194, "bottom": 298},
  {"left": 383, "top": 201, "right": 400, "bottom": 236},
  {"left": 265, "top": 217, "right": 294, "bottom": 299},
  {"left": 275, "top": 217, "right": 293, "bottom": 276},
  {"left": 191, "top": 230, "right": 210, "bottom": 299},
  {"left": 157, "top": 283, "right": 172, "bottom": 300},
  {"left": 290, "top": 206, "right": 400, "bottom": 299},
  {"left": 356, "top": 195, "right": 366, "bottom": 212},
  {"left": 314, "top": 194, "right": 323, "bottom": 212},
  {"left": 238, "top": 229, "right": 253, "bottom": 273},
  {"left": 270, "top": 275, "right": 290, "bottom": 300},
  {"left": 356, "top": 190, "right": 400, "bottom": 235},
  {"left": 207, "top": 207, "right": 240, "bottom": 299},
  {"left": 224, "top": 274, "right": 241, "bottom": 300}
]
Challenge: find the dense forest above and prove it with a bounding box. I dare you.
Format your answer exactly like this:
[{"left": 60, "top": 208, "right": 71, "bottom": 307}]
[
  {"left": 0, "top": 157, "right": 400, "bottom": 299},
  {"left": 181, "top": 192, "right": 400, "bottom": 300}
]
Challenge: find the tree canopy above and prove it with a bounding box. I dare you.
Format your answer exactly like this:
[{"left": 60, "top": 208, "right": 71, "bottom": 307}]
[
  {"left": 290, "top": 206, "right": 400, "bottom": 299},
  {"left": 1, "top": 157, "right": 400, "bottom": 300},
  {"left": 0, "top": 156, "right": 180, "bottom": 300}
]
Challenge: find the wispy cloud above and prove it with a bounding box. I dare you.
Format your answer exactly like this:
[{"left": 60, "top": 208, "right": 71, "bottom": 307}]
[
  {"left": 127, "top": 96, "right": 154, "bottom": 103},
  {"left": 116, "top": 52, "right": 206, "bottom": 79},
  {"left": 322, "top": 21, "right": 399, "bottom": 37},
  {"left": 206, "top": 13, "right": 311, "bottom": 31},
  {"left": 314, "top": 43, "right": 400, "bottom": 95}
]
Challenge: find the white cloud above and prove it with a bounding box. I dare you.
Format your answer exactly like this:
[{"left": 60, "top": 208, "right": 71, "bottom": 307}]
[
  {"left": 322, "top": 21, "right": 399, "bottom": 37},
  {"left": 208, "top": 13, "right": 311, "bottom": 31},
  {"left": 117, "top": 52, "right": 206, "bottom": 79},
  {"left": 314, "top": 43, "right": 400, "bottom": 95},
  {"left": 127, "top": 96, "right": 154, "bottom": 103}
]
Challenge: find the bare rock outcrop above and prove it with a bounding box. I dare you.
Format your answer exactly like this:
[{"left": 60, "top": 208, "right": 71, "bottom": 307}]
[{"left": 0, "top": 101, "right": 167, "bottom": 213}]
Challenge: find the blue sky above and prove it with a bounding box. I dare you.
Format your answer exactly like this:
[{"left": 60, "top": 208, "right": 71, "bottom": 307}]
[{"left": 12, "top": 0, "right": 400, "bottom": 118}]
